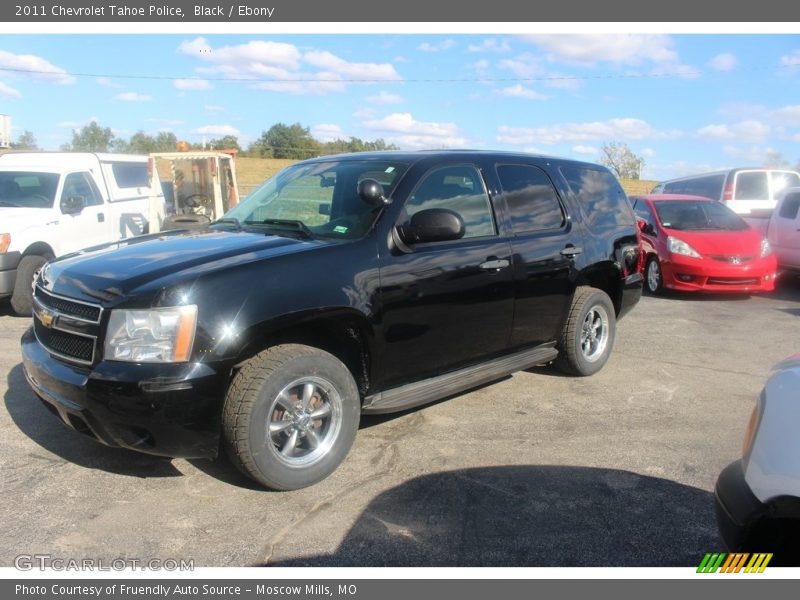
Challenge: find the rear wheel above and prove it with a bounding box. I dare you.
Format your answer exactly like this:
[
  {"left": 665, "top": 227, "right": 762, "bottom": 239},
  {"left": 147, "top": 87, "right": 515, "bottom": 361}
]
[
  {"left": 555, "top": 286, "right": 616, "bottom": 376},
  {"left": 645, "top": 256, "right": 663, "bottom": 295},
  {"left": 11, "top": 254, "right": 48, "bottom": 316},
  {"left": 222, "top": 344, "right": 361, "bottom": 491}
]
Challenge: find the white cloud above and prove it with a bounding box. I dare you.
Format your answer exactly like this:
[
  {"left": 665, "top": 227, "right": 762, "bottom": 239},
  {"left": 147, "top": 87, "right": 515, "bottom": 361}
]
[
  {"left": 312, "top": 123, "right": 344, "bottom": 143},
  {"left": 417, "top": 39, "right": 456, "bottom": 52},
  {"left": 205, "top": 104, "right": 225, "bottom": 113},
  {"left": 496, "top": 84, "right": 547, "bottom": 100},
  {"left": 641, "top": 148, "right": 656, "bottom": 157},
  {"left": 57, "top": 120, "right": 82, "bottom": 129},
  {"left": 179, "top": 37, "right": 400, "bottom": 96},
  {"left": 115, "top": 92, "right": 151, "bottom": 102},
  {"left": 174, "top": 78, "right": 212, "bottom": 91},
  {"left": 498, "top": 53, "right": 543, "bottom": 78},
  {"left": 366, "top": 90, "right": 404, "bottom": 105},
  {"left": 572, "top": 145, "right": 598, "bottom": 155},
  {"left": 543, "top": 74, "right": 582, "bottom": 90},
  {"left": 722, "top": 145, "right": 786, "bottom": 165},
  {"left": 0, "top": 81, "right": 21, "bottom": 98},
  {"left": 497, "top": 118, "right": 682, "bottom": 146},
  {"left": 193, "top": 124, "right": 241, "bottom": 137},
  {"left": 521, "top": 34, "right": 679, "bottom": 66},
  {"left": 145, "top": 118, "right": 184, "bottom": 126},
  {"left": 467, "top": 38, "right": 511, "bottom": 53},
  {"left": 364, "top": 112, "right": 467, "bottom": 149},
  {"left": 717, "top": 102, "right": 767, "bottom": 120},
  {"left": 708, "top": 53, "right": 737, "bottom": 71},
  {"left": 780, "top": 50, "right": 800, "bottom": 67},
  {"left": 96, "top": 77, "right": 122, "bottom": 89},
  {"left": 771, "top": 105, "right": 800, "bottom": 127},
  {"left": 0, "top": 50, "right": 74, "bottom": 85},
  {"left": 696, "top": 120, "right": 770, "bottom": 145}
]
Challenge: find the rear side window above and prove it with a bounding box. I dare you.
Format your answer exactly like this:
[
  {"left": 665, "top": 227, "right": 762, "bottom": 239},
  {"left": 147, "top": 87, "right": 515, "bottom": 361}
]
[
  {"left": 559, "top": 166, "right": 632, "bottom": 229},
  {"left": 111, "top": 162, "right": 149, "bottom": 188},
  {"left": 734, "top": 172, "right": 769, "bottom": 200},
  {"left": 496, "top": 164, "right": 565, "bottom": 233},
  {"left": 778, "top": 193, "right": 800, "bottom": 220},
  {"left": 682, "top": 174, "right": 725, "bottom": 199}
]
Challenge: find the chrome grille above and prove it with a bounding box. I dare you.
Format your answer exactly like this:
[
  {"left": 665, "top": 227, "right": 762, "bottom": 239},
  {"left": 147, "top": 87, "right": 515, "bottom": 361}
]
[
  {"left": 32, "top": 286, "right": 102, "bottom": 366},
  {"left": 34, "top": 287, "right": 102, "bottom": 323}
]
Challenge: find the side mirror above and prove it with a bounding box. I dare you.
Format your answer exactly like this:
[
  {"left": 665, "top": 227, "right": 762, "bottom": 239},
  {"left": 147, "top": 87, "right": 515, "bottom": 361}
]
[
  {"left": 637, "top": 218, "right": 655, "bottom": 236},
  {"left": 60, "top": 195, "right": 85, "bottom": 215},
  {"left": 358, "top": 179, "right": 391, "bottom": 206},
  {"left": 398, "top": 208, "right": 466, "bottom": 244}
]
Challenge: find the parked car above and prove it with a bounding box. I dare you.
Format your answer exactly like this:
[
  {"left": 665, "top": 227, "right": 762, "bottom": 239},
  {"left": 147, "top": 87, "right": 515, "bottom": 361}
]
[
  {"left": 651, "top": 168, "right": 800, "bottom": 215},
  {"left": 714, "top": 355, "right": 800, "bottom": 565},
  {"left": 766, "top": 186, "right": 800, "bottom": 274},
  {"left": 630, "top": 194, "right": 777, "bottom": 294},
  {"left": 0, "top": 152, "right": 164, "bottom": 315},
  {"left": 21, "top": 150, "right": 643, "bottom": 490}
]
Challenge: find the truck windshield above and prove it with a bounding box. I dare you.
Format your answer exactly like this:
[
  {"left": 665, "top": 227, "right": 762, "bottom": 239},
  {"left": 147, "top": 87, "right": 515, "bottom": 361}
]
[
  {"left": 223, "top": 159, "right": 409, "bottom": 239},
  {"left": 0, "top": 172, "right": 59, "bottom": 208},
  {"left": 654, "top": 200, "right": 748, "bottom": 231}
]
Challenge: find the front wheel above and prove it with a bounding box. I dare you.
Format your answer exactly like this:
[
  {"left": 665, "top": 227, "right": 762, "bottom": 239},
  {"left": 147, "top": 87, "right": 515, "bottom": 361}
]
[
  {"left": 11, "top": 254, "right": 48, "bottom": 316},
  {"left": 555, "top": 286, "right": 616, "bottom": 377},
  {"left": 645, "top": 256, "right": 663, "bottom": 295},
  {"left": 222, "top": 344, "right": 361, "bottom": 491}
]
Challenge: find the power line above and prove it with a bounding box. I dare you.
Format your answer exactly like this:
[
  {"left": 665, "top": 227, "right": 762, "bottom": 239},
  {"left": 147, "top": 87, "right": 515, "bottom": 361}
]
[{"left": 2, "top": 62, "right": 800, "bottom": 85}]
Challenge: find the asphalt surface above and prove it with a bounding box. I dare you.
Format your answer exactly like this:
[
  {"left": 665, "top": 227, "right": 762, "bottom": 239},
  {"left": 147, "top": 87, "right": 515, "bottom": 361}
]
[{"left": 2, "top": 277, "right": 799, "bottom": 567}]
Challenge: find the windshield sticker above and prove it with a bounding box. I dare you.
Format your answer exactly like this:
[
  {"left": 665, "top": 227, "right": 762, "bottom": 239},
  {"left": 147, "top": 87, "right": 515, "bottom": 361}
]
[{"left": 333, "top": 225, "right": 349, "bottom": 234}]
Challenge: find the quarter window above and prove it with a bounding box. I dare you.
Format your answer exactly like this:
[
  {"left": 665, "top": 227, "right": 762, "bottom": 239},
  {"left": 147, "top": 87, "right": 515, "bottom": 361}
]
[
  {"left": 496, "top": 164, "right": 565, "bottom": 233},
  {"left": 404, "top": 165, "right": 495, "bottom": 238},
  {"left": 560, "top": 166, "right": 632, "bottom": 229}
]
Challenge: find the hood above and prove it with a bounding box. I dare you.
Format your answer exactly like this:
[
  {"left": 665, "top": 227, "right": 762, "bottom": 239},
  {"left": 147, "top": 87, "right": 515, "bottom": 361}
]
[
  {"left": 663, "top": 226, "right": 764, "bottom": 257},
  {"left": 40, "top": 228, "right": 328, "bottom": 303},
  {"left": 0, "top": 206, "right": 54, "bottom": 233}
]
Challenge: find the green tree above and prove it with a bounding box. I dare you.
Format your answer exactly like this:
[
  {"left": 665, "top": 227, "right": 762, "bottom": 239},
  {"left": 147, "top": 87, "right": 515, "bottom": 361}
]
[
  {"left": 255, "top": 123, "right": 320, "bottom": 159},
  {"left": 11, "top": 130, "right": 39, "bottom": 151},
  {"left": 115, "top": 131, "right": 179, "bottom": 154},
  {"left": 320, "top": 136, "right": 399, "bottom": 155},
  {"left": 599, "top": 142, "right": 645, "bottom": 180},
  {"left": 61, "top": 121, "right": 116, "bottom": 152},
  {"left": 208, "top": 135, "right": 241, "bottom": 151}
]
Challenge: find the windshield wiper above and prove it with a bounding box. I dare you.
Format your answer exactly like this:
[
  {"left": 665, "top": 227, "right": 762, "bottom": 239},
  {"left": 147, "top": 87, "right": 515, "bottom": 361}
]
[
  {"left": 211, "top": 217, "right": 243, "bottom": 231},
  {"left": 244, "top": 218, "right": 313, "bottom": 239},
  {"left": 0, "top": 201, "right": 20, "bottom": 207}
]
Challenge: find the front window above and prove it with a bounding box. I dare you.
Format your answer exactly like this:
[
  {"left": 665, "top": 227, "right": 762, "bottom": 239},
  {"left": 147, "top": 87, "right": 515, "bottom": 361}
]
[
  {"left": 0, "top": 172, "right": 60, "bottom": 208},
  {"left": 224, "top": 159, "right": 409, "bottom": 239},
  {"left": 653, "top": 200, "right": 748, "bottom": 231}
]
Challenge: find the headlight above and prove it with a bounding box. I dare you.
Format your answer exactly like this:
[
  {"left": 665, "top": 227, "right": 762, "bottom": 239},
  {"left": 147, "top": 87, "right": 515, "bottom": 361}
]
[
  {"left": 667, "top": 236, "right": 701, "bottom": 258},
  {"left": 760, "top": 238, "right": 772, "bottom": 258},
  {"left": 0, "top": 233, "right": 9, "bottom": 254},
  {"left": 104, "top": 305, "right": 197, "bottom": 363}
]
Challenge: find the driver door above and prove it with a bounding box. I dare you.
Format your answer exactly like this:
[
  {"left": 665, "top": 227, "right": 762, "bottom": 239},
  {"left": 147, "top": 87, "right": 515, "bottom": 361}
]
[{"left": 57, "top": 172, "right": 111, "bottom": 254}]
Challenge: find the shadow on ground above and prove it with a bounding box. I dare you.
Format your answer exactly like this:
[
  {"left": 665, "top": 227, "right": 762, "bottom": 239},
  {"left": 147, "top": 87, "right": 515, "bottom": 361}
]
[{"left": 269, "top": 465, "right": 722, "bottom": 567}]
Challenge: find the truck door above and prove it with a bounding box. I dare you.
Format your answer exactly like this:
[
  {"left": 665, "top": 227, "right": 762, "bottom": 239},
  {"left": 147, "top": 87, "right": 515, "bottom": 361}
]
[
  {"left": 493, "top": 163, "right": 575, "bottom": 347},
  {"left": 770, "top": 190, "right": 800, "bottom": 268},
  {"left": 377, "top": 163, "right": 514, "bottom": 389},
  {"left": 57, "top": 171, "right": 111, "bottom": 254}
]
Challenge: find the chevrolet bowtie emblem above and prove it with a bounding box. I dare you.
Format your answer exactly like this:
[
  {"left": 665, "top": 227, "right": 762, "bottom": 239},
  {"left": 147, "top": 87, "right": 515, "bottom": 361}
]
[{"left": 35, "top": 305, "right": 56, "bottom": 328}]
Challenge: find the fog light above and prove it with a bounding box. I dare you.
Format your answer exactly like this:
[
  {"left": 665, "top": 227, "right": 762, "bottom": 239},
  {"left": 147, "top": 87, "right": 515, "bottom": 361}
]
[{"left": 677, "top": 274, "right": 695, "bottom": 282}]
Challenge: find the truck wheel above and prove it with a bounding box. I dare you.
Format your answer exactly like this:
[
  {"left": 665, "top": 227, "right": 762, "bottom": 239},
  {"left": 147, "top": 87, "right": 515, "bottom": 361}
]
[
  {"left": 555, "top": 286, "right": 616, "bottom": 377},
  {"left": 222, "top": 344, "right": 361, "bottom": 491},
  {"left": 10, "top": 255, "right": 48, "bottom": 316},
  {"left": 645, "top": 256, "right": 663, "bottom": 295}
]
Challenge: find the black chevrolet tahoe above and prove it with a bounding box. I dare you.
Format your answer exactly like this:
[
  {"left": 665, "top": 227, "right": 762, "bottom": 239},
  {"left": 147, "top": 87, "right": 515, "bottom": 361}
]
[{"left": 21, "top": 150, "right": 642, "bottom": 490}]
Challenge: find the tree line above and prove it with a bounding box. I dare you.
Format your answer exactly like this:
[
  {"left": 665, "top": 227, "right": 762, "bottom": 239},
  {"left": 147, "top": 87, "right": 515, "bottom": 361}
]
[{"left": 6, "top": 121, "right": 398, "bottom": 158}]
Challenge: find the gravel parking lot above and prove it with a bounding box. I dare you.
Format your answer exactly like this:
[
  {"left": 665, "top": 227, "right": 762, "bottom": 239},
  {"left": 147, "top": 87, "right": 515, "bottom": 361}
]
[{"left": 2, "top": 278, "right": 799, "bottom": 567}]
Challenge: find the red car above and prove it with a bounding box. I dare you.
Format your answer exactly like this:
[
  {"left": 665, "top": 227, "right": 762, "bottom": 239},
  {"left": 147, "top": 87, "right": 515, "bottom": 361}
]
[{"left": 629, "top": 194, "right": 777, "bottom": 294}]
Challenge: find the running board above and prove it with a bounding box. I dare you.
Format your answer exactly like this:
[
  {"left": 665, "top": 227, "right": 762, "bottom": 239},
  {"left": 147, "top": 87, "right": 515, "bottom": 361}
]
[{"left": 362, "top": 344, "right": 558, "bottom": 414}]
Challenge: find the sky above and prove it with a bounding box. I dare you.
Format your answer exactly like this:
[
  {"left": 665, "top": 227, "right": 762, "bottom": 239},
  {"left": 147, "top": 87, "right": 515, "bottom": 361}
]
[{"left": 1, "top": 33, "right": 800, "bottom": 180}]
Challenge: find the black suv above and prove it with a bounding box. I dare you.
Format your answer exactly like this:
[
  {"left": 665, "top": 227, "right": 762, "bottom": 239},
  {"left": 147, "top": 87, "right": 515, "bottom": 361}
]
[{"left": 21, "top": 151, "right": 642, "bottom": 490}]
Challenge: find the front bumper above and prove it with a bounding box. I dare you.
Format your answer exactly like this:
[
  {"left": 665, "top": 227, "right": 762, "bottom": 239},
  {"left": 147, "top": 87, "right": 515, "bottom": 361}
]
[
  {"left": 662, "top": 254, "right": 777, "bottom": 293},
  {"left": 714, "top": 460, "right": 768, "bottom": 551},
  {"left": 0, "top": 251, "right": 21, "bottom": 297},
  {"left": 21, "top": 326, "right": 229, "bottom": 459}
]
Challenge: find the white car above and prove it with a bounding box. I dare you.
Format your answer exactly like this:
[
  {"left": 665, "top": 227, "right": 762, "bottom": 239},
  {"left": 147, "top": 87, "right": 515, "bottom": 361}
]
[
  {"left": 714, "top": 355, "right": 800, "bottom": 565},
  {"left": 766, "top": 187, "right": 800, "bottom": 274}
]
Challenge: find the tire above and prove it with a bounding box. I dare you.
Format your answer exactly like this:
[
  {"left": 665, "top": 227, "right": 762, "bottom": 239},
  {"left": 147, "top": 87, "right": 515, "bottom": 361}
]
[
  {"left": 645, "top": 256, "right": 663, "bottom": 295},
  {"left": 222, "top": 344, "right": 361, "bottom": 491},
  {"left": 555, "top": 286, "right": 616, "bottom": 377},
  {"left": 10, "top": 254, "right": 48, "bottom": 316}
]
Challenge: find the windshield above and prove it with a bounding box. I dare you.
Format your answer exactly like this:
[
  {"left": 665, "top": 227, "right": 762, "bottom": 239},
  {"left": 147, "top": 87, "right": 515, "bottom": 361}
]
[
  {"left": 0, "top": 172, "right": 59, "bottom": 208},
  {"left": 224, "top": 159, "right": 409, "bottom": 239},
  {"left": 654, "top": 200, "right": 748, "bottom": 231}
]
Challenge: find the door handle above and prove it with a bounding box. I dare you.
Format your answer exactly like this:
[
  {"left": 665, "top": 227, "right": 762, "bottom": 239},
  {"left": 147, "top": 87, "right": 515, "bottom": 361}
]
[
  {"left": 97, "top": 213, "right": 105, "bottom": 223},
  {"left": 560, "top": 246, "right": 582, "bottom": 257},
  {"left": 479, "top": 258, "right": 510, "bottom": 270}
]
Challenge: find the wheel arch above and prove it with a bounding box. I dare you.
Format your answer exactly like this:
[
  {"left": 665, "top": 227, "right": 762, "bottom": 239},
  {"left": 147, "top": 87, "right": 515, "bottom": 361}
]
[
  {"left": 22, "top": 241, "right": 55, "bottom": 260},
  {"left": 574, "top": 261, "right": 624, "bottom": 316}
]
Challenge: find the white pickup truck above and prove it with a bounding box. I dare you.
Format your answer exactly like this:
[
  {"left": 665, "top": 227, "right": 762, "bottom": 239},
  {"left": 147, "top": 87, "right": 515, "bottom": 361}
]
[{"left": 0, "top": 152, "right": 163, "bottom": 315}]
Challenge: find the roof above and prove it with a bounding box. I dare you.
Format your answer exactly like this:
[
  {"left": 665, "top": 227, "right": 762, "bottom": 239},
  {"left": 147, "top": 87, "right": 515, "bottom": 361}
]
[{"left": 0, "top": 151, "right": 147, "bottom": 172}]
